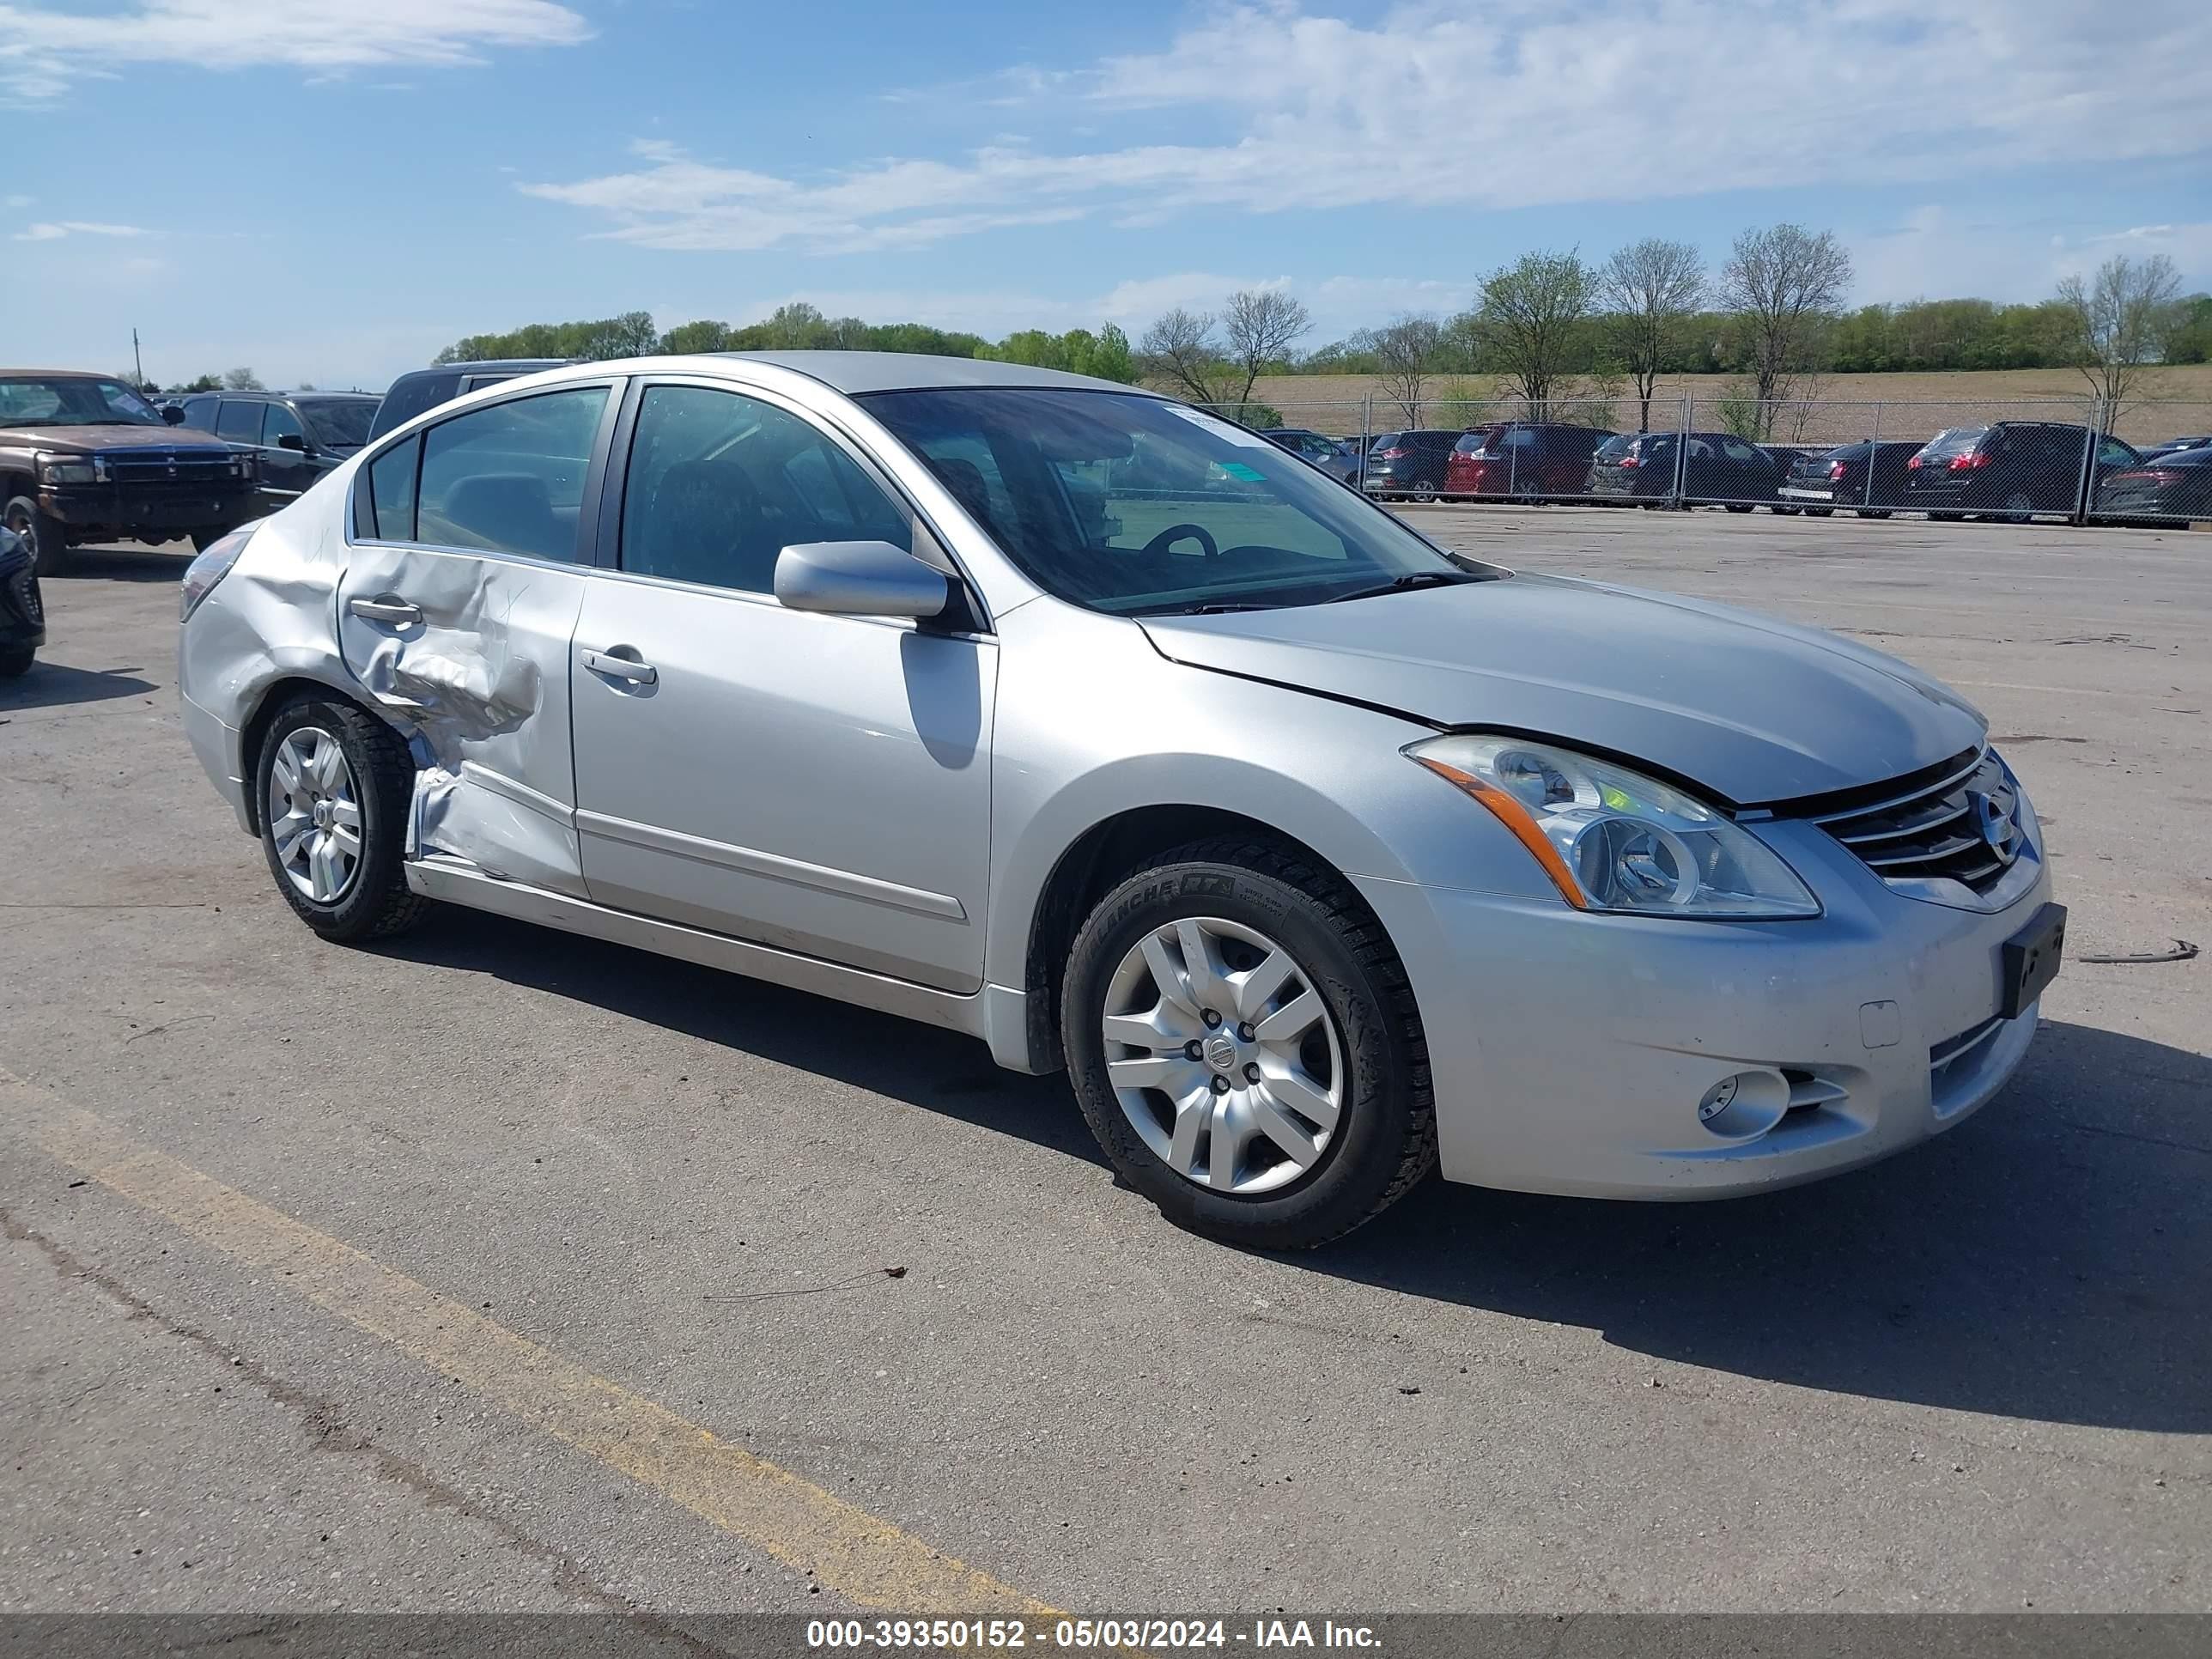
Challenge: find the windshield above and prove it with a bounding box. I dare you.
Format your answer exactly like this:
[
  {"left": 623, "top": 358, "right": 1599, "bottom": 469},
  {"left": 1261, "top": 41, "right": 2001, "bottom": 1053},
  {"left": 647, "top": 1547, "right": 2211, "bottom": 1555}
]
[
  {"left": 0, "top": 376, "right": 163, "bottom": 428},
  {"left": 860, "top": 389, "right": 1485, "bottom": 616},
  {"left": 299, "top": 398, "right": 379, "bottom": 447}
]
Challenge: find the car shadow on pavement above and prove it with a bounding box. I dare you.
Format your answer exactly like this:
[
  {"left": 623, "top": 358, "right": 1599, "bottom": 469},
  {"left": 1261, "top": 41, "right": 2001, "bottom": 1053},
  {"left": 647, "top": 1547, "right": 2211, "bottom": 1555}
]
[
  {"left": 0, "top": 661, "right": 158, "bottom": 711},
  {"left": 377, "top": 908, "right": 1103, "bottom": 1169},
  {"left": 373, "top": 904, "right": 2208, "bottom": 1435},
  {"left": 1316, "top": 1018, "right": 2211, "bottom": 1435}
]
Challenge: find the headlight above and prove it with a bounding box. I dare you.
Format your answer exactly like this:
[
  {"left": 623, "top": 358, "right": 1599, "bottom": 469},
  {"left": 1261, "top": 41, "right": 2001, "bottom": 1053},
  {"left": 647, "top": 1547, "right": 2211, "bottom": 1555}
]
[
  {"left": 36, "top": 453, "right": 101, "bottom": 485},
  {"left": 1407, "top": 734, "right": 1820, "bottom": 919},
  {"left": 179, "top": 526, "right": 254, "bottom": 623}
]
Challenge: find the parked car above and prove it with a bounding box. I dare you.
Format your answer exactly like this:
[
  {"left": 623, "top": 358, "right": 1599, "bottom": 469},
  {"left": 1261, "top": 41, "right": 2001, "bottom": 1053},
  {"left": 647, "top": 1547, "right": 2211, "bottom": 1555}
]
[
  {"left": 0, "top": 370, "right": 258, "bottom": 573},
  {"left": 1444, "top": 423, "right": 1615, "bottom": 500},
  {"left": 2094, "top": 444, "right": 2212, "bottom": 525},
  {"left": 1760, "top": 446, "right": 1830, "bottom": 514},
  {"left": 1361, "top": 429, "right": 1474, "bottom": 499},
  {"left": 170, "top": 391, "right": 381, "bottom": 516},
  {"left": 1261, "top": 428, "right": 1358, "bottom": 484},
  {"left": 1903, "top": 422, "right": 2140, "bottom": 521},
  {"left": 178, "top": 353, "right": 2061, "bottom": 1249},
  {"left": 1584, "top": 431, "right": 1786, "bottom": 509},
  {"left": 0, "top": 523, "right": 41, "bottom": 676},
  {"left": 364, "top": 360, "right": 575, "bottom": 442},
  {"left": 1778, "top": 441, "right": 1922, "bottom": 518},
  {"left": 2136, "top": 434, "right": 2212, "bottom": 462}
]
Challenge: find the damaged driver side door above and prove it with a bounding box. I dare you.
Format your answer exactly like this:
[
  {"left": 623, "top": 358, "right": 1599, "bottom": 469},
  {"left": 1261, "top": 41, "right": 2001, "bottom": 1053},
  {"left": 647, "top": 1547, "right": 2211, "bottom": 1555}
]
[{"left": 337, "top": 381, "right": 622, "bottom": 896}]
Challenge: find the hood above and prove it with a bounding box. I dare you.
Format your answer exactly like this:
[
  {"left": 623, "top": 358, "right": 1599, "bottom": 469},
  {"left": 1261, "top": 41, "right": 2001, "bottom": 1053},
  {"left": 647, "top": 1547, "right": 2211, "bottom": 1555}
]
[
  {"left": 1138, "top": 572, "right": 1985, "bottom": 806},
  {"left": 0, "top": 422, "right": 233, "bottom": 453}
]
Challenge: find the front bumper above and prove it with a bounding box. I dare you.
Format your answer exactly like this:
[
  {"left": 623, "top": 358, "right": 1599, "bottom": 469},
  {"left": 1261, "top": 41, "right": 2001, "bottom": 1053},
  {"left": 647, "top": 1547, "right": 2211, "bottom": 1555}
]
[
  {"left": 40, "top": 482, "right": 257, "bottom": 532},
  {"left": 1353, "top": 817, "right": 2055, "bottom": 1200}
]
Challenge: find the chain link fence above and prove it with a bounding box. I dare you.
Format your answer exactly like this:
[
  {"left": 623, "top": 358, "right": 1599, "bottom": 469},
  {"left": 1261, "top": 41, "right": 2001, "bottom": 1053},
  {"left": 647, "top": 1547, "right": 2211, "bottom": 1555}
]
[{"left": 1189, "top": 396, "right": 2212, "bottom": 525}]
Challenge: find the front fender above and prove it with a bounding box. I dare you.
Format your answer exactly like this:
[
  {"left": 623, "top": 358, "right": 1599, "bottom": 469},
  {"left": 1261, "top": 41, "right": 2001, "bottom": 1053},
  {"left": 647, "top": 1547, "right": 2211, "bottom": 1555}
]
[{"left": 981, "top": 602, "right": 1567, "bottom": 997}]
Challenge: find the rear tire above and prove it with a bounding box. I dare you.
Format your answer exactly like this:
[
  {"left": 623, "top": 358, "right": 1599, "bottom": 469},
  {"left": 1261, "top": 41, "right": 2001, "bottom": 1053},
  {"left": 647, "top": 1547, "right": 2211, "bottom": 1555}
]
[
  {"left": 255, "top": 694, "right": 428, "bottom": 944},
  {"left": 1725, "top": 502, "right": 1755, "bottom": 514},
  {"left": 3, "top": 495, "right": 70, "bottom": 578},
  {"left": 1856, "top": 509, "right": 1893, "bottom": 520},
  {"left": 1930, "top": 511, "right": 1966, "bottom": 522},
  {"left": 1061, "top": 839, "right": 1436, "bottom": 1250}
]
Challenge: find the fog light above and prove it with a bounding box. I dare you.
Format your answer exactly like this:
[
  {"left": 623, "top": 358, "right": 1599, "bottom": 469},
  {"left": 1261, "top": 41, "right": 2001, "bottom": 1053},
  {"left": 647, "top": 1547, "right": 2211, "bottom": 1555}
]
[{"left": 1696, "top": 1070, "right": 1789, "bottom": 1140}]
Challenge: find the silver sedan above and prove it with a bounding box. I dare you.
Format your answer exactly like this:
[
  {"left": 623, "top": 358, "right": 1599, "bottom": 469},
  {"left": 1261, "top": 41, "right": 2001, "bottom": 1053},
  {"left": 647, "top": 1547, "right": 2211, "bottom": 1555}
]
[{"left": 177, "top": 354, "right": 2063, "bottom": 1249}]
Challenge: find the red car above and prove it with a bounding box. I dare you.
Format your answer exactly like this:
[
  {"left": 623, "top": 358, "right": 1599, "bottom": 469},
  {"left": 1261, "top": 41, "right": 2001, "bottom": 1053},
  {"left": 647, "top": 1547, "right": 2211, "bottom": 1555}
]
[{"left": 1444, "top": 422, "right": 1616, "bottom": 499}]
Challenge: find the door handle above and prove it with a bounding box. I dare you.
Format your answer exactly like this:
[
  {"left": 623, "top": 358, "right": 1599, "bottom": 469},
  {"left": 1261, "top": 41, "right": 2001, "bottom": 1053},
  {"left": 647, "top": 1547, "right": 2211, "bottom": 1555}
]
[
  {"left": 348, "top": 595, "right": 423, "bottom": 626},
  {"left": 581, "top": 647, "right": 658, "bottom": 686}
]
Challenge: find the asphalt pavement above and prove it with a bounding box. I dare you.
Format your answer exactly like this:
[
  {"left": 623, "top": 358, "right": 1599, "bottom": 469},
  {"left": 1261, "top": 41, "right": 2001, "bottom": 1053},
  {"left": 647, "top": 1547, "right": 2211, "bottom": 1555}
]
[{"left": 2, "top": 511, "right": 2206, "bottom": 1621}]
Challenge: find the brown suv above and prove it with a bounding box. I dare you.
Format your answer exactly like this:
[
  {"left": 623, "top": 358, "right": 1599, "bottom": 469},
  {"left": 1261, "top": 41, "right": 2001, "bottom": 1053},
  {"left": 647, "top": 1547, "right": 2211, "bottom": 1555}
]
[{"left": 0, "top": 370, "right": 258, "bottom": 574}]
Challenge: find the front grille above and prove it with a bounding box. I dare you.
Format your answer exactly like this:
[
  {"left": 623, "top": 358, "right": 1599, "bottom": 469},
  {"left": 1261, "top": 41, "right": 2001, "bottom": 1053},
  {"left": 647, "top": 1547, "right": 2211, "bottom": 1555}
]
[
  {"left": 1801, "top": 745, "right": 2015, "bottom": 896},
  {"left": 107, "top": 452, "right": 237, "bottom": 485}
]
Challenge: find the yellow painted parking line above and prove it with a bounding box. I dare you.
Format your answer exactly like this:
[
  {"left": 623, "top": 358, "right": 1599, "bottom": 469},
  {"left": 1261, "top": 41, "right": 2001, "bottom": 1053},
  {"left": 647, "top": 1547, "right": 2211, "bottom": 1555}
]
[{"left": 5, "top": 1068, "right": 1055, "bottom": 1619}]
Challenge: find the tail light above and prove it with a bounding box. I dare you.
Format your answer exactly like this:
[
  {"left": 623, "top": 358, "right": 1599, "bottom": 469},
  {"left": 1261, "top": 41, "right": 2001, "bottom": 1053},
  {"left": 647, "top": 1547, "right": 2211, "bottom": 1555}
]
[
  {"left": 1946, "top": 452, "right": 1992, "bottom": 471},
  {"left": 1376, "top": 447, "right": 1408, "bottom": 459},
  {"left": 1906, "top": 454, "right": 1922, "bottom": 469},
  {"left": 2118, "top": 469, "right": 2179, "bottom": 485},
  {"left": 1827, "top": 460, "right": 1848, "bottom": 480}
]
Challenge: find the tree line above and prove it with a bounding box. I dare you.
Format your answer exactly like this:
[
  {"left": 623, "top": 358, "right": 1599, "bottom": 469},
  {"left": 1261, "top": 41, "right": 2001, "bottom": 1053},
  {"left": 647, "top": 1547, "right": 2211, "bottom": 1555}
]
[
  {"left": 428, "top": 302, "right": 1139, "bottom": 383},
  {"left": 1194, "top": 228, "right": 2203, "bottom": 439}
]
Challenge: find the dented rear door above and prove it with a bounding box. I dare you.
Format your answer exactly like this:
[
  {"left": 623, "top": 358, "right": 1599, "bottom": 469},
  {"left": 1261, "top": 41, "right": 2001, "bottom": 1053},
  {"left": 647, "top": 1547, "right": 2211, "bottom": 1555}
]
[{"left": 336, "top": 381, "right": 623, "bottom": 896}]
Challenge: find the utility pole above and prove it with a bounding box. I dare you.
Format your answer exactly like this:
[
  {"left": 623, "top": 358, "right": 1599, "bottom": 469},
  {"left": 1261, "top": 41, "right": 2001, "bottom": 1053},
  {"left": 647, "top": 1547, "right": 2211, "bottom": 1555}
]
[{"left": 132, "top": 327, "right": 146, "bottom": 389}]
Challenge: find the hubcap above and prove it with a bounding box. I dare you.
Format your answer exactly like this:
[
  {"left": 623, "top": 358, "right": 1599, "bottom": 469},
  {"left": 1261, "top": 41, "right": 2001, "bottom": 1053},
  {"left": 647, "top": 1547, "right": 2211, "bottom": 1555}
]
[
  {"left": 1101, "top": 916, "right": 1344, "bottom": 1195},
  {"left": 266, "top": 726, "right": 362, "bottom": 904}
]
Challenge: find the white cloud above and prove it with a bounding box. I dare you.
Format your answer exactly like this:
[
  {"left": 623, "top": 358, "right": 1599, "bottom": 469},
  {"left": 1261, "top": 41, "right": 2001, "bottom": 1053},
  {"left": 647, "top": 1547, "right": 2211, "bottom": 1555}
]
[
  {"left": 12, "top": 219, "right": 149, "bottom": 242},
  {"left": 0, "top": 0, "right": 589, "bottom": 95},
  {"left": 1853, "top": 209, "right": 2212, "bottom": 303},
  {"left": 524, "top": 1, "right": 2212, "bottom": 258}
]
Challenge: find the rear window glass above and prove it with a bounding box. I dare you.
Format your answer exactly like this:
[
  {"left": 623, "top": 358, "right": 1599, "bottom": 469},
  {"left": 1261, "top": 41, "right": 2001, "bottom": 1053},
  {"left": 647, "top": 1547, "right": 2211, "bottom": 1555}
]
[
  {"left": 1918, "top": 428, "right": 1988, "bottom": 459},
  {"left": 1595, "top": 435, "right": 1636, "bottom": 460}
]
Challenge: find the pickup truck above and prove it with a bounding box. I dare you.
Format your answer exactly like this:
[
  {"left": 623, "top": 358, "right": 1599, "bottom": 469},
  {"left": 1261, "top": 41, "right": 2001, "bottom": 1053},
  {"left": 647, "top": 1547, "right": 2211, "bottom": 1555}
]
[{"left": 1, "top": 370, "right": 258, "bottom": 574}]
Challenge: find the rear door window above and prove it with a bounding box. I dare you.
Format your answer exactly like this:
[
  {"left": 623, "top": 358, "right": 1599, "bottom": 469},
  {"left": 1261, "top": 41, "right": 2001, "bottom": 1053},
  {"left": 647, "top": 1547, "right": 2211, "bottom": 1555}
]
[
  {"left": 415, "top": 386, "right": 609, "bottom": 562},
  {"left": 216, "top": 400, "right": 264, "bottom": 443}
]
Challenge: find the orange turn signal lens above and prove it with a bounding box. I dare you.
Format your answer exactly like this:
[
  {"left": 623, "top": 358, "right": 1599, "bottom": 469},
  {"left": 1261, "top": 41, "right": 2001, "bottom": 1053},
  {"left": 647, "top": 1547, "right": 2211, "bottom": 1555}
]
[{"left": 1413, "top": 755, "right": 1589, "bottom": 908}]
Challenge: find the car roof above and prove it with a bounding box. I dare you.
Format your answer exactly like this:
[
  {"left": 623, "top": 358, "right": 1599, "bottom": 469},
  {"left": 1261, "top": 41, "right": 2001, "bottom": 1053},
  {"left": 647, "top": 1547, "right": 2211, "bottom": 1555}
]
[
  {"left": 392, "top": 359, "right": 574, "bottom": 379},
  {"left": 713, "top": 350, "right": 1145, "bottom": 395},
  {"left": 216, "top": 389, "right": 378, "bottom": 401}
]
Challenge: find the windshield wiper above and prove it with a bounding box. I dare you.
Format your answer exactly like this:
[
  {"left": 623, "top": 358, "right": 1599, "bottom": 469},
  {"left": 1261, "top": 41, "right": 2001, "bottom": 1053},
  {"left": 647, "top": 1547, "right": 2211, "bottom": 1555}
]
[
  {"left": 1322, "top": 570, "right": 1473, "bottom": 605},
  {"left": 1149, "top": 599, "right": 1279, "bottom": 616}
]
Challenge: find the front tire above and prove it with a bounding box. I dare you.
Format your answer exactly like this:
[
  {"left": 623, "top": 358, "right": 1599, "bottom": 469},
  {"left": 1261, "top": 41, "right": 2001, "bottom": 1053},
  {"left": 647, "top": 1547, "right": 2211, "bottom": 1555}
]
[
  {"left": 3, "top": 495, "right": 70, "bottom": 577},
  {"left": 255, "top": 695, "right": 427, "bottom": 943},
  {"left": 0, "top": 643, "right": 32, "bottom": 678},
  {"left": 1061, "top": 840, "right": 1436, "bottom": 1249}
]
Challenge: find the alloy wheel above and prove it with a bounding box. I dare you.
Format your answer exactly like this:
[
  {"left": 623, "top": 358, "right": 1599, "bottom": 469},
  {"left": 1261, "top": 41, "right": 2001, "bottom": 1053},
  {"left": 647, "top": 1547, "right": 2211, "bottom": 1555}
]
[
  {"left": 1100, "top": 916, "right": 1344, "bottom": 1195},
  {"left": 266, "top": 726, "right": 363, "bottom": 903}
]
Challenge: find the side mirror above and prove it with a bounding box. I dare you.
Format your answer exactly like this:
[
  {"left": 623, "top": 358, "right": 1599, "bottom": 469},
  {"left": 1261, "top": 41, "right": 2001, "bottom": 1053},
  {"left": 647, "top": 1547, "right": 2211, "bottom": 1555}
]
[
  {"left": 161, "top": 405, "right": 185, "bottom": 425},
  {"left": 774, "top": 540, "right": 949, "bottom": 620},
  {"left": 276, "top": 433, "right": 307, "bottom": 453}
]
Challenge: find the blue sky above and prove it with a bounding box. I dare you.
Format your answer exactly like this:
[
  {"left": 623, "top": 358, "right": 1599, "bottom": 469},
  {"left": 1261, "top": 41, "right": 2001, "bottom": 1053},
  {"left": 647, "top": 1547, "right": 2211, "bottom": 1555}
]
[{"left": 9, "top": 0, "right": 2209, "bottom": 392}]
